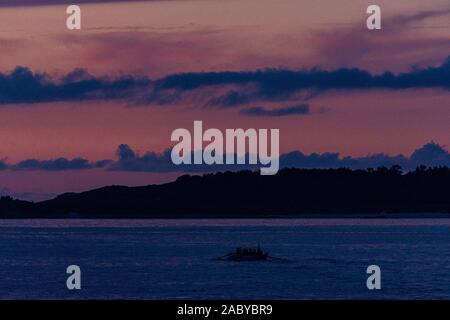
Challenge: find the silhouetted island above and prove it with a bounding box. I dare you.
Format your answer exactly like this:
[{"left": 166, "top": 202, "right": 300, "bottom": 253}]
[{"left": 0, "top": 166, "right": 449, "bottom": 218}]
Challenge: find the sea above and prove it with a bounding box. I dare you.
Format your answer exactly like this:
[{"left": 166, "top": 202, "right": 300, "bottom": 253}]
[{"left": 1, "top": 218, "right": 450, "bottom": 300}]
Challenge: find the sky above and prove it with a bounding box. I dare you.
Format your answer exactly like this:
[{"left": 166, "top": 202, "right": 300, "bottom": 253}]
[{"left": 0, "top": 0, "right": 449, "bottom": 200}]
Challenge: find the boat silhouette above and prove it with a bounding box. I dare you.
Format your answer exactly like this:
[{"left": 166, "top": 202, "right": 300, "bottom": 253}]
[{"left": 216, "top": 245, "right": 269, "bottom": 261}]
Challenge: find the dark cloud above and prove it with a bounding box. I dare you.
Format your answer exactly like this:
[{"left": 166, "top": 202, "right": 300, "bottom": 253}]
[
  {"left": 0, "top": 160, "right": 8, "bottom": 170},
  {"left": 11, "top": 157, "right": 111, "bottom": 171},
  {"left": 147, "top": 56, "right": 450, "bottom": 106},
  {"left": 206, "top": 90, "right": 256, "bottom": 108},
  {"left": 0, "top": 66, "right": 150, "bottom": 105},
  {"left": 150, "top": 56, "right": 450, "bottom": 106},
  {"left": 106, "top": 142, "right": 450, "bottom": 173},
  {"left": 281, "top": 151, "right": 409, "bottom": 170},
  {"left": 410, "top": 141, "right": 450, "bottom": 167},
  {"left": 205, "top": 88, "right": 320, "bottom": 109},
  {"left": 285, "top": 142, "right": 450, "bottom": 170},
  {"left": 116, "top": 144, "right": 137, "bottom": 160},
  {"left": 110, "top": 146, "right": 229, "bottom": 172},
  {"left": 110, "top": 148, "right": 176, "bottom": 172},
  {"left": 240, "top": 104, "right": 310, "bottom": 117},
  {"left": 1, "top": 56, "right": 449, "bottom": 106},
  {"left": 156, "top": 56, "right": 450, "bottom": 93},
  {"left": 94, "top": 159, "right": 114, "bottom": 168},
  {"left": 1, "top": 142, "right": 448, "bottom": 172}
]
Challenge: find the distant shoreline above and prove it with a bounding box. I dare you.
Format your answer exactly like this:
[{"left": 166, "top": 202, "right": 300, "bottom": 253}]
[
  {"left": 2, "top": 212, "right": 450, "bottom": 219},
  {"left": 1, "top": 168, "right": 449, "bottom": 218}
]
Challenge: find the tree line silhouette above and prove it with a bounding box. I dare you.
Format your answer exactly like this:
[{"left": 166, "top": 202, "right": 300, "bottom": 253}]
[{"left": 0, "top": 165, "right": 449, "bottom": 218}]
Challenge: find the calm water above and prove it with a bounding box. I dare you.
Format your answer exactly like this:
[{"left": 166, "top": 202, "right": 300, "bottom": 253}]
[{"left": 1, "top": 218, "right": 450, "bottom": 300}]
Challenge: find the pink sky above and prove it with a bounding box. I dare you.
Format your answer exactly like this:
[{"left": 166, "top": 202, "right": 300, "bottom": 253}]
[{"left": 0, "top": 0, "right": 449, "bottom": 199}]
